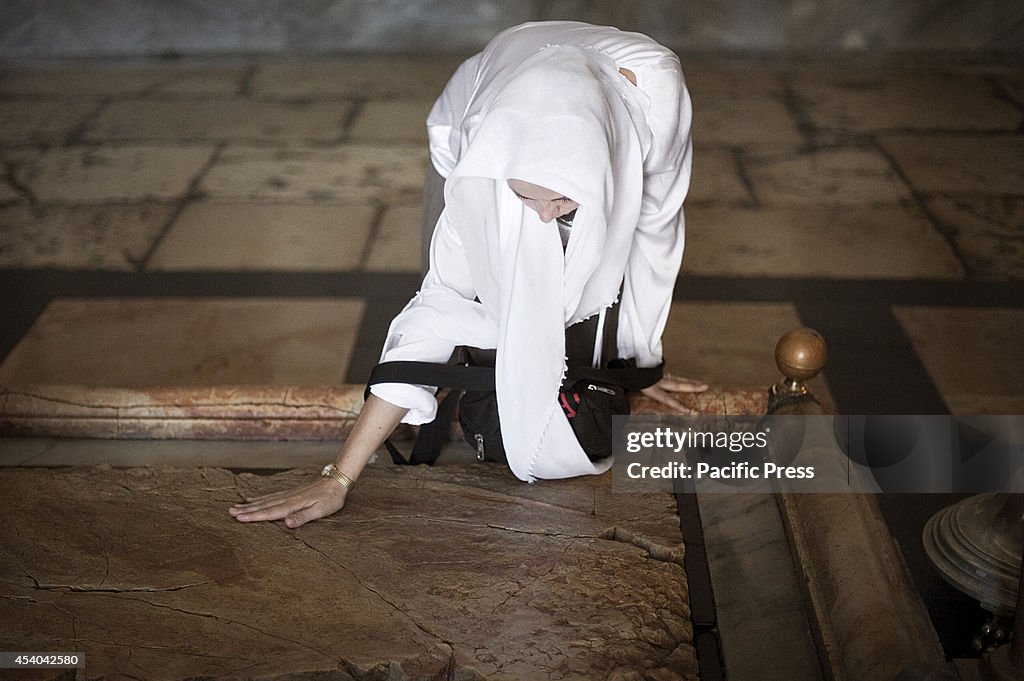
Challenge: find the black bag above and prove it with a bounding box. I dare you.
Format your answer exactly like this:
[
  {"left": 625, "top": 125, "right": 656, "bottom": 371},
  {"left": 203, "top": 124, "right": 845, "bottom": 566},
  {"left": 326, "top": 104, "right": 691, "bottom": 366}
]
[
  {"left": 367, "top": 297, "right": 662, "bottom": 465},
  {"left": 557, "top": 376, "right": 630, "bottom": 461},
  {"left": 451, "top": 348, "right": 642, "bottom": 463},
  {"left": 452, "top": 346, "right": 506, "bottom": 463},
  {"left": 459, "top": 386, "right": 505, "bottom": 462}
]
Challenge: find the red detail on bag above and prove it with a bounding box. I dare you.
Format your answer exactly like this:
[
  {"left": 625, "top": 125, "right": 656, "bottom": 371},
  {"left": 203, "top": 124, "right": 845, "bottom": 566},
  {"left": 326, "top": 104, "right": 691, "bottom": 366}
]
[{"left": 559, "top": 392, "right": 577, "bottom": 418}]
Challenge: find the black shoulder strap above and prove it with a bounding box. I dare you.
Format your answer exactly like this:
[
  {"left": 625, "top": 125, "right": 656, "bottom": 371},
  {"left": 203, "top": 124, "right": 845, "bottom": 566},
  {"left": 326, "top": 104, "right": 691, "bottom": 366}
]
[
  {"left": 368, "top": 360, "right": 494, "bottom": 392},
  {"left": 563, "top": 362, "right": 664, "bottom": 391},
  {"left": 367, "top": 360, "right": 491, "bottom": 466},
  {"left": 601, "top": 297, "right": 620, "bottom": 368},
  {"left": 369, "top": 357, "right": 662, "bottom": 394},
  {"left": 366, "top": 356, "right": 663, "bottom": 466}
]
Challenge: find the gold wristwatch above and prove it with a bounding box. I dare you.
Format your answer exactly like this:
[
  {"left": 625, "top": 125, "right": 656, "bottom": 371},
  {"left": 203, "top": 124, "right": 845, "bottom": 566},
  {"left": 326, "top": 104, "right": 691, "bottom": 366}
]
[{"left": 320, "top": 463, "right": 354, "bottom": 489}]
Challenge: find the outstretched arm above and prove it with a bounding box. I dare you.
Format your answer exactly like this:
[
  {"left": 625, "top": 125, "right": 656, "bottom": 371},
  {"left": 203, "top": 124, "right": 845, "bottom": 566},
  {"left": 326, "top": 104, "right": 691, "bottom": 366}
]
[{"left": 228, "top": 395, "right": 408, "bottom": 528}]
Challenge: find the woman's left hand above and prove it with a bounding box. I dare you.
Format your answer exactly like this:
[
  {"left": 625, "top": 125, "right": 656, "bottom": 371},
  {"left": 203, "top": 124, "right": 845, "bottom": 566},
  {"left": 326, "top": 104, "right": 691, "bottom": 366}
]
[{"left": 640, "top": 374, "right": 708, "bottom": 414}]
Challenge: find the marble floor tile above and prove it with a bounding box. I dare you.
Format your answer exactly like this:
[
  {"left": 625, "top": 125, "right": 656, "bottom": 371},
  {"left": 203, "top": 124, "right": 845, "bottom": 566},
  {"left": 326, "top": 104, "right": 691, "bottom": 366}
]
[
  {"left": 85, "top": 99, "right": 353, "bottom": 143},
  {"left": 691, "top": 93, "right": 804, "bottom": 145},
  {"left": 946, "top": 395, "right": 1024, "bottom": 414},
  {"left": 14, "top": 145, "right": 216, "bottom": 202},
  {"left": 201, "top": 144, "right": 427, "bottom": 205},
  {"left": 999, "top": 75, "right": 1024, "bottom": 109},
  {"left": 698, "top": 492, "right": 821, "bottom": 681},
  {"left": 681, "top": 206, "right": 963, "bottom": 279},
  {"left": 0, "top": 65, "right": 177, "bottom": 96},
  {"left": 0, "top": 298, "right": 365, "bottom": 386},
  {"left": 684, "top": 63, "right": 786, "bottom": 99},
  {"left": 0, "top": 203, "right": 175, "bottom": 270},
  {"left": 0, "top": 439, "right": 52, "bottom": 466},
  {"left": 688, "top": 147, "right": 754, "bottom": 205},
  {"left": 894, "top": 306, "right": 1024, "bottom": 414},
  {"left": 147, "top": 201, "right": 376, "bottom": 271},
  {"left": 926, "top": 196, "right": 1024, "bottom": 279},
  {"left": 0, "top": 179, "right": 23, "bottom": 203},
  {"left": 746, "top": 146, "right": 913, "bottom": 206},
  {"left": 879, "top": 135, "right": 1024, "bottom": 195},
  {"left": 0, "top": 438, "right": 345, "bottom": 468},
  {"left": 1, "top": 146, "right": 45, "bottom": 167},
  {"left": 791, "top": 73, "right": 1022, "bottom": 131},
  {"left": 348, "top": 100, "right": 433, "bottom": 143},
  {"left": 148, "top": 67, "right": 250, "bottom": 96},
  {"left": 251, "top": 56, "right": 464, "bottom": 99},
  {"left": 364, "top": 205, "right": 422, "bottom": 272},
  {"left": 0, "top": 99, "right": 98, "bottom": 145},
  {"left": 662, "top": 301, "right": 832, "bottom": 407}
]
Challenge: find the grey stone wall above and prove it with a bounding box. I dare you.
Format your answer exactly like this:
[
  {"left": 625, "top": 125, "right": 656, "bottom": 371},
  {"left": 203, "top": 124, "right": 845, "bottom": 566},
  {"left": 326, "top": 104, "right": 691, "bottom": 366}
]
[{"left": 2, "top": 0, "right": 1023, "bottom": 57}]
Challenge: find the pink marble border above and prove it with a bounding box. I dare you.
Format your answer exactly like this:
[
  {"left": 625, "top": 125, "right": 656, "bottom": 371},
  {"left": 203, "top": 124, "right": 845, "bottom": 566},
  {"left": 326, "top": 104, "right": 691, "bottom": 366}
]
[{"left": 0, "top": 384, "right": 768, "bottom": 440}]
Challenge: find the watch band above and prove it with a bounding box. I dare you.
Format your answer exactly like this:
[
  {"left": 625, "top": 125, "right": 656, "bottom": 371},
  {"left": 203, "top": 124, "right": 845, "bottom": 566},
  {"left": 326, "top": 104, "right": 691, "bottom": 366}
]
[{"left": 320, "top": 463, "right": 354, "bottom": 489}]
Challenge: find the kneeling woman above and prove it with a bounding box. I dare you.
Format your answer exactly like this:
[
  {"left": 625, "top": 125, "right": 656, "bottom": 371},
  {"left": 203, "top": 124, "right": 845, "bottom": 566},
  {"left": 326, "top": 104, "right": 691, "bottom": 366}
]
[{"left": 230, "top": 21, "right": 706, "bottom": 528}]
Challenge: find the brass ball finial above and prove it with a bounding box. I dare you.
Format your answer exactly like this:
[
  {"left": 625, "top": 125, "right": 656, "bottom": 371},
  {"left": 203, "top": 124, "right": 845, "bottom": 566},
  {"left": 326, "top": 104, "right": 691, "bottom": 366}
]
[{"left": 773, "top": 327, "right": 827, "bottom": 396}]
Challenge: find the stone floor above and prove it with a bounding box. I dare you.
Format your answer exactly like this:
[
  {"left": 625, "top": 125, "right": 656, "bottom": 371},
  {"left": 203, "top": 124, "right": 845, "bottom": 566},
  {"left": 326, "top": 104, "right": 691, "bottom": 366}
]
[
  {"left": 1, "top": 53, "right": 1022, "bottom": 413},
  {"left": 0, "top": 464, "right": 700, "bottom": 681},
  {"left": 0, "top": 52, "right": 1023, "bottom": 680}
]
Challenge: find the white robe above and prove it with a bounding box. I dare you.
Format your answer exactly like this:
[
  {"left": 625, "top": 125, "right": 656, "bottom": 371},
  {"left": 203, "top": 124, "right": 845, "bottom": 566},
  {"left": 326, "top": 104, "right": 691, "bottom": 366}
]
[{"left": 372, "top": 21, "right": 693, "bottom": 482}]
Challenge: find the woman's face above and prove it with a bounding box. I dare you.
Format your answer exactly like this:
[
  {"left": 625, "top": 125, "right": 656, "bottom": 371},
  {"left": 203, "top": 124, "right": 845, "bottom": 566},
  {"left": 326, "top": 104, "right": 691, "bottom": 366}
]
[{"left": 507, "top": 179, "right": 579, "bottom": 224}]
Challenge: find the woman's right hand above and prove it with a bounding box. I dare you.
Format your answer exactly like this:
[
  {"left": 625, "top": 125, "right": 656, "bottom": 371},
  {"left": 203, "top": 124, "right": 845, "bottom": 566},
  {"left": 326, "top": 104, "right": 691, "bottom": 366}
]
[
  {"left": 229, "top": 395, "right": 409, "bottom": 529},
  {"left": 229, "top": 478, "right": 348, "bottom": 528}
]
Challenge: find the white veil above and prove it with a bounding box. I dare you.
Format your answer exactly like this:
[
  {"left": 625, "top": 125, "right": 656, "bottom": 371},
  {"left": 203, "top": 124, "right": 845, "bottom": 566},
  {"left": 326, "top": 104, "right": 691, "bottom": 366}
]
[{"left": 436, "top": 45, "right": 652, "bottom": 480}]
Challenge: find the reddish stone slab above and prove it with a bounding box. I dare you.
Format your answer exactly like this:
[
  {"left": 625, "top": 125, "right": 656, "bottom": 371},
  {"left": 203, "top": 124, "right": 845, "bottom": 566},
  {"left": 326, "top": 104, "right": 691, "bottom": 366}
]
[
  {"left": 0, "top": 384, "right": 768, "bottom": 441},
  {"left": 0, "top": 463, "right": 699, "bottom": 681}
]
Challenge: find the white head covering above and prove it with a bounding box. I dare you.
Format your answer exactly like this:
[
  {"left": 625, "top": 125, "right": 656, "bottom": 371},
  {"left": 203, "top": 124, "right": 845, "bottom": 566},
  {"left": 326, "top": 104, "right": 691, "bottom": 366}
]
[{"left": 438, "top": 45, "right": 653, "bottom": 481}]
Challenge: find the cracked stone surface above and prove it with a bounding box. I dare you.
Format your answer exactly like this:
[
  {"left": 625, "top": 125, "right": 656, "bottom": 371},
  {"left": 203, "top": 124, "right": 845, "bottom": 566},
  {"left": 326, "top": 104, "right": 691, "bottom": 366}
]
[
  {"left": 681, "top": 205, "right": 963, "bottom": 279},
  {"left": 349, "top": 100, "right": 433, "bottom": 143},
  {"left": 0, "top": 65, "right": 178, "bottom": 96},
  {"left": 745, "top": 147, "right": 913, "bottom": 207},
  {"left": 879, "top": 135, "right": 1024, "bottom": 195},
  {"left": 250, "top": 57, "right": 465, "bottom": 100},
  {"left": 686, "top": 149, "right": 753, "bottom": 206},
  {"left": 925, "top": 196, "right": 1024, "bottom": 279},
  {"left": 0, "top": 181, "right": 22, "bottom": 203},
  {"left": 0, "top": 298, "right": 366, "bottom": 387},
  {"left": 364, "top": 205, "right": 424, "bottom": 272},
  {"left": 691, "top": 92, "right": 803, "bottom": 146},
  {"left": 0, "top": 203, "right": 175, "bottom": 270},
  {"left": 200, "top": 144, "right": 427, "bottom": 205},
  {"left": 84, "top": 99, "right": 355, "bottom": 143},
  {"left": 790, "top": 72, "right": 1023, "bottom": 131},
  {"left": 893, "top": 306, "right": 1024, "bottom": 414},
  {"left": 12, "top": 146, "right": 216, "bottom": 202},
  {"left": 0, "top": 464, "right": 698, "bottom": 681},
  {"left": 146, "top": 201, "right": 378, "bottom": 271},
  {"left": 0, "top": 99, "right": 99, "bottom": 145}
]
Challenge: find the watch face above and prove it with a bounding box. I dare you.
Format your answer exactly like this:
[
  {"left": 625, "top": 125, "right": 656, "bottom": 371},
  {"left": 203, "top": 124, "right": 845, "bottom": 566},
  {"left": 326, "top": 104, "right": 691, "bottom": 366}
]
[{"left": 321, "top": 464, "right": 332, "bottom": 476}]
